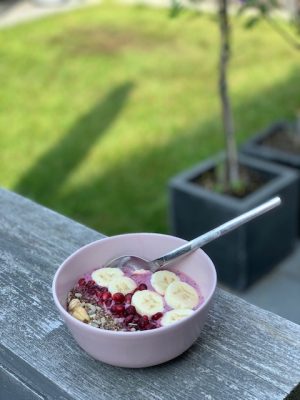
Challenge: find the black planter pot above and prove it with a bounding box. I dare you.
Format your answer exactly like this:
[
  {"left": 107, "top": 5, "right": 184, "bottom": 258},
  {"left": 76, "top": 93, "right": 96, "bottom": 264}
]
[
  {"left": 242, "top": 121, "right": 300, "bottom": 235},
  {"left": 169, "top": 153, "right": 299, "bottom": 290}
]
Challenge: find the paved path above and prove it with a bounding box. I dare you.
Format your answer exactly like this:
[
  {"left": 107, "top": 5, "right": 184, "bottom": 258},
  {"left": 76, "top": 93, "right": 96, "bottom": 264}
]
[
  {"left": 0, "top": 0, "right": 290, "bottom": 28},
  {"left": 0, "top": 0, "right": 100, "bottom": 27},
  {"left": 222, "top": 242, "right": 300, "bottom": 325}
]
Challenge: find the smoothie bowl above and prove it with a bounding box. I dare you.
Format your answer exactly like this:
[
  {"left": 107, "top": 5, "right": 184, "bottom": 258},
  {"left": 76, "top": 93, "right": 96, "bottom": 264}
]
[{"left": 52, "top": 233, "right": 217, "bottom": 368}]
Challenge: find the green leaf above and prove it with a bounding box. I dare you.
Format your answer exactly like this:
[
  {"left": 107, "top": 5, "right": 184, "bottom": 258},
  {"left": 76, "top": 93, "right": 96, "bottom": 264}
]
[
  {"left": 244, "top": 16, "right": 260, "bottom": 29},
  {"left": 258, "top": 3, "right": 269, "bottom": 15},
  {"left": 169, "top": 0, "right": 182, "bottom": 18}
]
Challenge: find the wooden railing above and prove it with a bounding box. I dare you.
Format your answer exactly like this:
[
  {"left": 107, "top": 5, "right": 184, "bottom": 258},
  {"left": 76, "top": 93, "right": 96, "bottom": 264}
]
[{"left": 0, "top": 188, "right": 299, "bottom": 400}]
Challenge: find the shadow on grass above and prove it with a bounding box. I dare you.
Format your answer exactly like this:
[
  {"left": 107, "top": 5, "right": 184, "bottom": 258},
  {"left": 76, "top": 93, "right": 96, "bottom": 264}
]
[
  {"left": 59, "top": 68, "right": 300, "bottom": 235},
  {"left": 14, "top": 68, "right": 300, "bottom": 235},
  {"left": 15, "top": 82, "right": 134, "bottom": 204}
]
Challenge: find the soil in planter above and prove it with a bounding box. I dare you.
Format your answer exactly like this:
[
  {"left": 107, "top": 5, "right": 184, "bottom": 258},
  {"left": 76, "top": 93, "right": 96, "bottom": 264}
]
[
  {"left": 194, "top": 165, "right": 269, "bottom": 199},
  {"left": 260, "top": 127, "right": 300, "bottom": 155}
]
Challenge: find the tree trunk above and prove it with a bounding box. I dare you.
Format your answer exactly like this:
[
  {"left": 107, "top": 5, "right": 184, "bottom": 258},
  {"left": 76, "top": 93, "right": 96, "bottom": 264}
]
[{"left": 218, "top": 0, "right": 239, "bottom": 187}]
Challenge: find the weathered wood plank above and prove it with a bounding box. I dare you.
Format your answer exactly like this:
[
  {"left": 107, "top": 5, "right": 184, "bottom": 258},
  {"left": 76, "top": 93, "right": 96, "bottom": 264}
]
[
  {"left": 0, "top": 188, "right": 300, "bottom": 400},
  {"left": 0, "top": 345, "right": 72, "bottom": 400},
  {"left": 0, "top": 367, "right": 41, "bottom": 400}
]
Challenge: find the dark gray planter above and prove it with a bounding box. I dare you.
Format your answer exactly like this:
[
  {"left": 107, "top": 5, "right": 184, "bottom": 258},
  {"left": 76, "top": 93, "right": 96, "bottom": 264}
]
[
  {"left": 242, "top": 121, "right": 300, "bottom": 168},
  {"left": 242, "top": 121, "right": 300, "bottom": 235},
  {"left": 169, "top": 153, "right": 299, "bottom": 290}
]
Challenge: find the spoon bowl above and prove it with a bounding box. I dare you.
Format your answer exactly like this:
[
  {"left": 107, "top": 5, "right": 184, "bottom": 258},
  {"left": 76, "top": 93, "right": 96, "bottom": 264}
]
[{"left": 103, "top": 255, "right": 158, "bottom": 272}]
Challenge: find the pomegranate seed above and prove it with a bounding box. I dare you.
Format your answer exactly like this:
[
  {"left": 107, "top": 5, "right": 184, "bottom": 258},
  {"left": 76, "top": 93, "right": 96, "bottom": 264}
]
[
  {"left": 112, "top": 293, "right": 125, "bottom": 303},
  {"left": 152, "top": 312, "right": 163, "bottom": 321},
  {"left": 100, "top": 287, "right": 108, "bottom": 293},
  {"left": 96, "top": 291, "right": 102, "bottom": 299},
  {"left": 142, "top": 315, "right": 149, "bottom": 323},
  {"left": 125, "top": 293, "right": 133, "bottom": 304},
  {"left": 105, "top": 299, "right": 112, "bottom": 307},
  {"left": 102, "top": 292, "right": 112, "bottom": 301},
  {"left": 138, "top": 283, "right": 147, "bottom": 291},
  {"left": 125, "top": 305, "right": 136, "bottom": 316},
  {"left": 88, "top": 289, "right": 96, "bottom": 296},
  {"left": 138, "top": 319, "right": 146, "bottom": 330},
  {"left": 133, "top": 315, "right": 140, "bottom": 323},
  {"left": 78, "top": 278, "right": 86, "bottom": 286},
  {"left": 145, "top": 323, "right": 156, "bottom": 330},
  {"left": 110, "top": 305, "right": 117, "bottom": 314},
  {"left": 124, "top": 315, "right": 134, "bottom": 324},
  {"left": 86, "top": 280, "right": 95, "bottom": 288},
  {"left": 115, "top": 304, "right": 125, "bottom": 315}
]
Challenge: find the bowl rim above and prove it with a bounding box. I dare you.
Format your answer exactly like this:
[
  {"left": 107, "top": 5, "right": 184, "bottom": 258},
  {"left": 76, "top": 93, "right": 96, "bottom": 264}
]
[{"left": 52, "top": 232, "right": 217, "bottom": 337}]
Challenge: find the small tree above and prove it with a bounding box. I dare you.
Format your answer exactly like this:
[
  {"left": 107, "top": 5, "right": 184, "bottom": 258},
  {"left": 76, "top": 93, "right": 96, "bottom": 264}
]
[
  {"left": 172, "top": 0, "right": 251, "bottom": 190},
  {"left": 172, "top": 0, "right": 300, "bottom": 191},
  {"left": 218, "top": 0, "right": 239, "bottom": 187}
]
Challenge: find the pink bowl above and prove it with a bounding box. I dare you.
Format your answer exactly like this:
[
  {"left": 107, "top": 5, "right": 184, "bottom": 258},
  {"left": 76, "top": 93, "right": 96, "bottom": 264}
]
[{"left": 52, "top": 233, "right": 217, "bottom": 368}]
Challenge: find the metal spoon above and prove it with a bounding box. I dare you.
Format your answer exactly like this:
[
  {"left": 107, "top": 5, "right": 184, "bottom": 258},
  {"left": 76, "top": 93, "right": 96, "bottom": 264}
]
[{"left": 104, "top": 197, "right": 281, "bottom": 273}]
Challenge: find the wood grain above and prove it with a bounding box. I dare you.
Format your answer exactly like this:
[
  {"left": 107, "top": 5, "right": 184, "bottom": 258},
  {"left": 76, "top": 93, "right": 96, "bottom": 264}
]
[{"left": 0, "top": 188, "right": 299, "bottom": 400}]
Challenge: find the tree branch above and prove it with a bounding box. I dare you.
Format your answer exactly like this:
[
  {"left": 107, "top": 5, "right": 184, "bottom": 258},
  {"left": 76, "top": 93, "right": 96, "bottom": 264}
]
[{"left": 264, "top": 14, "right": 300, "bottom": 51}]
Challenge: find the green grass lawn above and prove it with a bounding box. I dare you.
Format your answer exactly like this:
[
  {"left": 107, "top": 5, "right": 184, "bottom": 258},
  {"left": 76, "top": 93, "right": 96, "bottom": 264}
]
[{"left": 0, "top": 3, "right": 299, "bottom": 235}]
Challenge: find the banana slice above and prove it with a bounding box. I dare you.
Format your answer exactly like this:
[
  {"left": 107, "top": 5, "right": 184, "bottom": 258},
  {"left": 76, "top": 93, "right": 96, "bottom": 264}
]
[
  {"left": 165, "top": 281, "right": 199, "bottom": 309},
  {"left": 108, "top": 276, "right": 137, "bottom": 295},
  {"left": 151, "top": 270, "right": 179, "bottom": 295},
  {"left": 91, "top": 267, "right": 124, "bottom": 287},
  {"left": 131, "top": 290, "right": 164, "bottom": 318},
  {"left": 161, "top": 309, "right": 194, "bottom": 327}
]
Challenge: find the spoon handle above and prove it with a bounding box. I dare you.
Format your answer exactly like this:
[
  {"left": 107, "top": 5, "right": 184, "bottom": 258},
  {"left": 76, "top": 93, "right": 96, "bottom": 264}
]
[{"left": 153, "top": 196, "right": 281, "bottom": 268}]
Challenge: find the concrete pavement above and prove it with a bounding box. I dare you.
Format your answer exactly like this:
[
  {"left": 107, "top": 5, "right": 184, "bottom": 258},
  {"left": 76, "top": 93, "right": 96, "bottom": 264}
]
[
  {"left": 0, "top": 0, "right": 100, "bottom": 27},
  {"left": 222, "top": 242, "right": 300, "bottom": 325}
]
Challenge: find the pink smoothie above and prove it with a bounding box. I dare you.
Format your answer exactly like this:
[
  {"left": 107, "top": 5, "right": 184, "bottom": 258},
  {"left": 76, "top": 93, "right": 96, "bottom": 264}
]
[
  {"left": 122, "top": 267, "right": 204, "bottom": 313},
  {"left": 71, "top": 267, "right": 204, "bottom": 331}
]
